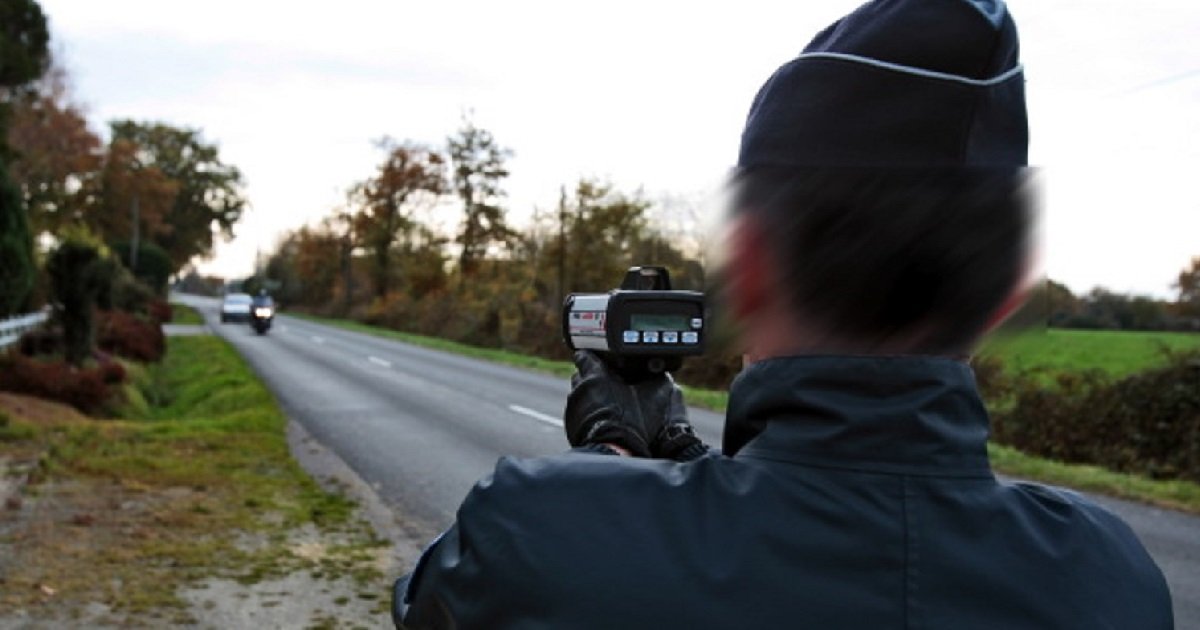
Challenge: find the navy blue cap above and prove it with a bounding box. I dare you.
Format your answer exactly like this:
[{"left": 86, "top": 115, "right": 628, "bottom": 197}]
[{"left": 738, "top": 0, "right": 1028, "bottom": 168}]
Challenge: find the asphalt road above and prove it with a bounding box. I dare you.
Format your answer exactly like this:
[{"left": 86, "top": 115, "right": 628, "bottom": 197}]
[{"left": 179, "top": 295, "right": 1199, "bottom": 626}]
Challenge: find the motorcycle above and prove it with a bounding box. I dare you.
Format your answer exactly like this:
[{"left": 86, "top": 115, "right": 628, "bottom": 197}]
[{"left": 250, "top": 304, "right": 274, "bottom": 335}]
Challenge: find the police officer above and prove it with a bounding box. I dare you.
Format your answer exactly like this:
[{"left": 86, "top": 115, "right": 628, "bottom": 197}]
[{"left": 393, "top": 0, "right": 1173, "bottom": 627}]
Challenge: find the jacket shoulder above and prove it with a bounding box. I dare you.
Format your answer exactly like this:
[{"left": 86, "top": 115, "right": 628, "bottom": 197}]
[
  {"left": 462, "top": 449, "right": 726, "bottom": 517},
  {"left": 1004, "top": 481, "right": 1173, "bottom": 624}
]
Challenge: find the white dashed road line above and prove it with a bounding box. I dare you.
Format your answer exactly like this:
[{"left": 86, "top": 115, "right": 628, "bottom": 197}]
[
  {"left": 508, "top": 404, "right": 564, "bottom": 427},
  {"left": 312, "top": 335, "right": 325, "bottom": 344},
  {"left": 368, "top": 356, "right": 392, "bottom": 368}
]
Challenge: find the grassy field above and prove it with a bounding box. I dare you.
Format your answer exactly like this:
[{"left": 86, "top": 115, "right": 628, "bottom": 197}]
[
  {"left": 980, "top": 328, "right": 1200, "bottom": 378},
  {"left": 0, "top": 336, "right": 389, "bottom": 623},
  {"left": 288, "top": 312, "right": 1200, "bottom": 513}
]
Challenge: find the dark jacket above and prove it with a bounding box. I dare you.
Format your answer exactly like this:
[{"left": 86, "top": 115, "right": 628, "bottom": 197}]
[{"left": 394, "top": 356, "right": 1173, "bottom": 629}]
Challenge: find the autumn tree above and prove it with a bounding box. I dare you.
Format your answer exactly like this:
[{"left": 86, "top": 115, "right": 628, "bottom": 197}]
[
  {"left": 6, "top": 62, "right": 102, "bottom": 234},
  {"left": 538, "top": 179, "right": 652, "bottom": 299},
  {"left": 448, "top": 116, "right": 512, "bottom": 279},
  {"left": 286, "top": 212, "right": 355, "bottom": 307},
  {"left": 262, "top": 232, "right": 302, "bottom": 306},
  {"left": 89, "top": 137, "right": 178, "bottom": 249},
  {"left": 0, "top": 0, "right": 49, "bottom": 315},
  {"left": 0, "top": 0, "right": 49, "bottom": 136},
  {"left": 1176, "top": 256, "right": 1200, "bottom": 317},
  {"left": 352, "top": 138, "right": 445, "bottom": 298},
  {"left": 108, "top": 120, "right": 246, "bottom": 271}
]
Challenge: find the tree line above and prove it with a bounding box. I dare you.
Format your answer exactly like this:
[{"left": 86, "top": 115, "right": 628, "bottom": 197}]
[
  {"left": 0, "top": 0, "right": 244, "bottom": 373},
  {"left": 244, "top": 127, "right": 1200, "bottom": 388},
  {"left": 248, "top": 118, "right": 708, "bottom": 363},
  {"left": 0, "top": 0, "right": 246, "bottom": 319},
  {"left": 1038, "top": 275, "right": 1200, "bottom": 333}
]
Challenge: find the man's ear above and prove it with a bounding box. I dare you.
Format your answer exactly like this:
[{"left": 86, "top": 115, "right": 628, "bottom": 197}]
[
  {"left": 981, "top": 250, "right": 1041, "bottom": 335},
  {"left": 982, "top": 280, "right": 1031, "bottom": 334},
  {"left": 726, "top": 213, "right": 772, "bottom": 322}
]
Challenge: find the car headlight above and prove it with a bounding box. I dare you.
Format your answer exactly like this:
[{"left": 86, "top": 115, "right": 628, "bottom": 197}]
[{"left": 254, "top": 307, "right": 273, "bottom": 318}]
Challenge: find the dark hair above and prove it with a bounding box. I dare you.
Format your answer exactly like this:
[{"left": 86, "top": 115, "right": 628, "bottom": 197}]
[{"left": 733, "top": 167, "right": 1035, "bottom": 353}]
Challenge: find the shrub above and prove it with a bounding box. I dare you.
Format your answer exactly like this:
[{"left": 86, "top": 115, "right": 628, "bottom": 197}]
[
  {"left": 46, "top": 234, "right": 113, "bottom": 365},
  {"left": 18, "top": 326, "right": 61, "bottom": 356},
  {"left": 0, "top": 353, "right": 122, "bottom": 414},
  {"left": 96, "top": 309, "right": 165, "bottom": 362},
  {"left": 101, "top": 266, "right": 155, "bottom": 315},
  {"left": 111, "top": 241, "right": 172, "bottom": 295},
  {"left": 99, "top": 359, "right": 127, "bottom": 385},
  {"left": 147, "top": 299, "right": 172, "bottom": 324},
  {"left": 969, "top": 354, "right": 1017, "bottom": 402},
  {"left": 992, "top": 351, "right": 1200, "bottom": 482}
]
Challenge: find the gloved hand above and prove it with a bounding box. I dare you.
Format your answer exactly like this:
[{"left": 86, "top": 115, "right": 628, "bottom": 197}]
[{"left": 564, "top": 351, "right": 704, "bottom": 459}]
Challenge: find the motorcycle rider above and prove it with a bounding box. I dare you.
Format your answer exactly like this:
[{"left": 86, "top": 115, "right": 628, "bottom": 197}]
[{"left": 250, "top": 289, "right": 274, "bottom": 332}]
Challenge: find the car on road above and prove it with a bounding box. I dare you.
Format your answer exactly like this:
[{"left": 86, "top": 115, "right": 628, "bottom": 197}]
[{"left": 220, "top": 293, "right": 253, "bottom": 323}]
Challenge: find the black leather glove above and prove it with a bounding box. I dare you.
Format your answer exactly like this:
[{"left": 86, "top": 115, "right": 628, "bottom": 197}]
[{"left": 564, "top": 351, "right": 704, "bottom": 460}]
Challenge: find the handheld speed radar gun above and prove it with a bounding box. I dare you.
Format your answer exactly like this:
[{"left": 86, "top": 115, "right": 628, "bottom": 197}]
[{"left": 562, "top": 266, "right": 705, "bottom": 378}]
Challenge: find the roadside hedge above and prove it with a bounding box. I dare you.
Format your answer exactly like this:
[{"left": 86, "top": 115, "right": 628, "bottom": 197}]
[
  {"left": 0, "top": 353, "right": 125, "bottom": 414},
  {"left": 991, "top": 351, "right": 1200, "bottom": 482},
  {"left": 96, "top": 309, "right": 165, "bottom": 362}
]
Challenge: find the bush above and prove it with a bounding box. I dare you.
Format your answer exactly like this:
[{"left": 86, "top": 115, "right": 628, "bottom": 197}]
[
  {"left": 96, "top": 309, "right": 165, "bottom": 362},
  {"left": 18, "top": 326, "right": 61, "bottom": 356},
  {"left": 101, "top": 266, "right": 155, "bottom": 315},
  {"left": 992, "top": 351, "right": 1200, "bottom": 482},
  {"left": 0, "top": 353, "right": 122, "bottom": 414},
  {"left": 969, "top": 354, "right": 1016, "bottom": 402},
  {"left": 46, "top": 234, "right": 113, "bottom": 365},
  {"left": 147, "top": 299, "right": 172, "bottom": 324},
  {"left": 111, "top": 241, "right": 172, "bottom": 295}
]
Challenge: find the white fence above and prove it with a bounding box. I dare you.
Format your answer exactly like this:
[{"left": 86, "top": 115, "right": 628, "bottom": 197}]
[{"left": 0, "top": 310, "right": 49, "bottom": 350}]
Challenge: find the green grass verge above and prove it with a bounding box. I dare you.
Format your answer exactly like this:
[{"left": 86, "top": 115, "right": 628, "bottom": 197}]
[
  {"left": 980, "top": 328, "right": 1200, "bottom": 379},
  {"left": 168, "top": 302, "right": 205, "bottom": 325},
  {"left": 1, "top": 336, "right": 387, "bottom": 618},
  {"left": 989, "top": 443, "right": 1200, "bottom": 513},
  {"left": 288, "top": 312, "right": 1200, "bottom": 513}
]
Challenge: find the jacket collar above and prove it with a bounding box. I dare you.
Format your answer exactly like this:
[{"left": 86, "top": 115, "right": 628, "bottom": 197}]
[{"left": 724, "top": 355, "right": 992, "bottom": 477}]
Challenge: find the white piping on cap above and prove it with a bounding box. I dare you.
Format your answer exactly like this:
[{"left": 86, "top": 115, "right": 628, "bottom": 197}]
[
  {"left": 796, "top": 51, "right": 1024, "bottom": 87},
  {"left": 961, "top": 0, "right": 1007, "bottom": 28}
]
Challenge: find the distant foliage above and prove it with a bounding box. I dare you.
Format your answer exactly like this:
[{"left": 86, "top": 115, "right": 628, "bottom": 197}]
[
  {"left": 107, "top": 120, "right": 246, "bottom": 271},
  {"left": 353, "top": 139, "right": 446, "bottom": 299},
  {"left": 1039, "top": 280, "right": 1198, "bottom": 332},
  {"left": 449, "top": 115, "right": 513, "bottom": 279},
  {"left": 1176, "top": 257, "right": 1200, "bottom": 319},
  {"left": 991, "top": 351, "right": 1200, "bottom": 482}
]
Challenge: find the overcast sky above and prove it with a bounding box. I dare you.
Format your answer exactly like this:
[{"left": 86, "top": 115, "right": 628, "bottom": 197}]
[{"left": 36, "top": 0, "right": 1200, "bottom": 297}]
